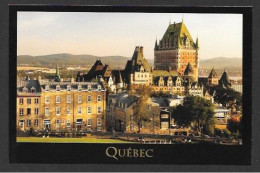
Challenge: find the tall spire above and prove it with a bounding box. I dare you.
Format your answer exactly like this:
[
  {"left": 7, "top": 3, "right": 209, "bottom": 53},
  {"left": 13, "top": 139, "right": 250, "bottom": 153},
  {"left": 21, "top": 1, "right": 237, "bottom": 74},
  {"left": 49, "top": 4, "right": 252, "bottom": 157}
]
[
  {"left": 56, "top": 64, "right": 59, "bottom": 76},
  {"left": 154, "top": 37, "right": 158, "bottom": 50},
  {"left": 196, "top": 35, "right": 199, "bottom": 49}
]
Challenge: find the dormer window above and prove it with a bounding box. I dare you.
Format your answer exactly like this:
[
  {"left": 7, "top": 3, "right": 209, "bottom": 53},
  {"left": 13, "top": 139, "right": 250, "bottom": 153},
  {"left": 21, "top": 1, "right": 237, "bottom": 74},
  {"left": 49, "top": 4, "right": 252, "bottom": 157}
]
[
  {"left": 31, "top": 87, "right": 36, "bottom": 93},
  {"left": 88, "top": 84, "right": 91, "bottom": 91},
  {"left": 22, "top": 87, "right": 28, "bottom": 93},
  {"left": 56, "top": 85, "right": 60, "bottom": 91},
  {"left": 98, "top": 85, "right": 101, "bottom": 91},
  {"left": 78, "top": 85, "right": 82, "bottom": 91},
  {"left": 67, "top": 85, "right": 71, "bottom": 91},
  {"left": 45, "top": 85, "right": 49, "bottom": 91}
]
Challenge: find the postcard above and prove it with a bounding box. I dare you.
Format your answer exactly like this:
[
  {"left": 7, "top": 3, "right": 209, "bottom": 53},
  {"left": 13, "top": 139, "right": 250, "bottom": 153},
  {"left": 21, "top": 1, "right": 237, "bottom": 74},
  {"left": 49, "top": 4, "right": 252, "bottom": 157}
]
[{"left": 9, "top": 5, "right": 252, "bottom": 165}]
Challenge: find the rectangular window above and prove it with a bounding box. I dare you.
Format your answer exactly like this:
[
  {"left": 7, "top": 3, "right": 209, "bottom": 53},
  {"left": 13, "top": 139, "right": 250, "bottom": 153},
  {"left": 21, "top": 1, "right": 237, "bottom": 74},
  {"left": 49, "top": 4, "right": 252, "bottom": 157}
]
[
  {"left": 26, "top": 119, "right": 31, "bottom": 127},
  {"left": 27, "top": 98, "right": 31, "bottom": 104},
  {"left": 34, "top": 108, "right": 39, "bottom": 115},
  {"left": 19, "top": 108, "right": 23, "bottom": 116},
  {"left": 45, "top": 96, "right": 50, "bottom": 104},
  {"left": 56, "top": 96, "right": 61, "bottom": 103},
  {"left": 87, "top": 106, "right": 91, "bottom": 114},
  {"left": 45, "top": 107, "right": 50, "bottom": 116},
  {"left": 78, "top": 95, "right": 82, "bottom": 103},
  {"left": 67, "top": 95, "right": 71, "bottom": 103},
  {"left": 56, "top": 107, "right": 61, "bottom": 115},
  {"left": 97, "top": 118, "right": 101, "bottom": 126},
  {"left": 67, "top": 120, "right": 71, "bottom": 127},
  {"left": 34, "top": 119, "right": 38, "bottom": 127},
  {"left": 87, "top": 95, "right": 92, "bottom": 102},
  {"left": 87, "top": 118, "right": 92, "bottom": 126},
  {"left": 19, "top": 98, "right": 23, "bottom": 105},
  {"left": 56, "top": 86, "right": 60, "bottom": 91},
  {"left": 27, "top": 108, "right": 31, "bottom": 115},
  {"left": 66, "top": 106, "right": 71, "bottom": 115},
  {"left": 78, "top": 106, "right": 82, "bottom": 115},
  {"left": 34, "top": 98, "right": 39, "bottom": 104},
  {"left": 97, "top": 106, "right": 102, "bottom": 114},
  {"left": 97, "top": 95, "right": 101, "bottom": 102},
  {"left": 56, "top": 119, "right": 60, "bottom": 127}
]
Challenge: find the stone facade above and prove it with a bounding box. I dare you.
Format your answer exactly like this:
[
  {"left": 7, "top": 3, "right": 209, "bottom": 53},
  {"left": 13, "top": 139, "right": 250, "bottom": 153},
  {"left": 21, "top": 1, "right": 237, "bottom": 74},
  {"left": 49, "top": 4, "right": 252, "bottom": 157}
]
[{"left": 17, "top": 78, "right": 106, "bottom": 132}]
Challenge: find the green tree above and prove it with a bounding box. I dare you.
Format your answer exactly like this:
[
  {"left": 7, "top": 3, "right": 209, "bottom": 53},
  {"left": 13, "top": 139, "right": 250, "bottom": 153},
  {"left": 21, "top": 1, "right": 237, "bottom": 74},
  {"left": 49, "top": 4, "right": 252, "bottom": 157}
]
[{"left": 172, "top": 96, "right": 215, "bottom": 135}]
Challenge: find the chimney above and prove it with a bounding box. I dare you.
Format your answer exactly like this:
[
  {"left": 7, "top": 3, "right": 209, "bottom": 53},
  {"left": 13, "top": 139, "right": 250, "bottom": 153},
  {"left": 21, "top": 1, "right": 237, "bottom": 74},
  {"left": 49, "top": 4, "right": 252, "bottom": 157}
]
[
  {"left": 140, "top": 46, "right": 144, "bottom": 56},
  {"left": 168, "top": 66, "right": 172, "bottom": 72}
]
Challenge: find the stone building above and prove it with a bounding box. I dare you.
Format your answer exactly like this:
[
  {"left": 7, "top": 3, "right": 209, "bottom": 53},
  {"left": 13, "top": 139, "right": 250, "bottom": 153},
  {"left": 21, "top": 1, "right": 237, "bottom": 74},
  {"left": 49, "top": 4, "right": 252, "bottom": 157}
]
[
  {"left": 208, "top": 67, "right": 219, "bottom": 86},
  {"left": 17, "top": 79, "right": 41, "bottom": 131},
  {"left": 17, "top": 78, "right": 107, "bottom": 132},
  {"left": 154, "top": 20, "right": 199, "bottom": 81},
  {"left": 124, "top": 46, "right": 153, "bottom": 85}
]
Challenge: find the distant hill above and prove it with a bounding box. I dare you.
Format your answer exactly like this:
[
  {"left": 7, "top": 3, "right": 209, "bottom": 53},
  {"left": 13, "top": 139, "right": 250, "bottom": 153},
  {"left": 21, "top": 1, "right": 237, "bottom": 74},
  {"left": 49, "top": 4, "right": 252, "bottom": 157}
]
[
  {"left": 199, "top": 57, "right": 242, "bottom": 68},
  {"left": 18, "top": 54, "right": 242, "bottom": 69},
  {"left": 17, "top": 53, "right": 130, "bottom": 68}
]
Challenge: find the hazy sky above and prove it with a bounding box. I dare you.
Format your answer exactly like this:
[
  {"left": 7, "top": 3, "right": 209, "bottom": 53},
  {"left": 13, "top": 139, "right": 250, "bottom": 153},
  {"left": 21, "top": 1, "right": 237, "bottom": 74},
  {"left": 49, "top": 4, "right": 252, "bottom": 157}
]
[{"left": 17, "top": 12, "right": 242, "bottom": 60}]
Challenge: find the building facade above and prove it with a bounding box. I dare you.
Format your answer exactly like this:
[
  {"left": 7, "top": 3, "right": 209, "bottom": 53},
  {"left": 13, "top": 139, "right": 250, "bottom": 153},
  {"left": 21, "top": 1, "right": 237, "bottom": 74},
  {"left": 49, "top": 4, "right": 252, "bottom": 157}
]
[
  {"left": 154, "top": 20, "right": 199, "bottom": 81},
  {"left": 17, "top": 78, "right": 107, "bottom": 132}
]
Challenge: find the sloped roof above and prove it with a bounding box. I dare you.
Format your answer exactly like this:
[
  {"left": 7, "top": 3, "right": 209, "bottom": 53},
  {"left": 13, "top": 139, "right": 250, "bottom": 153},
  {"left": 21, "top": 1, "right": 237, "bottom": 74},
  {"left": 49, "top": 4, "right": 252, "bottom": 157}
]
[
  {"left": 208, "top": 68, "right": 219, "bottom": 78},
  {"left": 184, "top": 63, "right": 194, "bottom": 75},
  {"left": 152, "top": 70, "right": 179, "bottom": 77},
  {"left": 17, "top": 80, "right": 41, "bottom": 93},
  {"left": 157, "top": 21, "right": 197, "bottom": 50}
]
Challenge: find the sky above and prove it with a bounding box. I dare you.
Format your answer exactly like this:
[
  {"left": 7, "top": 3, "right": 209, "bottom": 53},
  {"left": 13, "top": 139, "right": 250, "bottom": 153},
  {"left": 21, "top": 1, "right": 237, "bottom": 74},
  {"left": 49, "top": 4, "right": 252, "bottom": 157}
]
[{"left": 17, "top": 12, "right": 242, "bottom": 60}]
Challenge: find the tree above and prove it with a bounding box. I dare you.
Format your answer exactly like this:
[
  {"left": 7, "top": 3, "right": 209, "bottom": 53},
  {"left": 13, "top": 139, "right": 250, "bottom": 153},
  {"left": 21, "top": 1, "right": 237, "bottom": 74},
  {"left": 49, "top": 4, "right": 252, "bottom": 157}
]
[
  {"left": 132, "top": 85, "right": 151, "bottom": 133},
  {"left": 172, "top": 96, "right": 215, "bottom": 135}
]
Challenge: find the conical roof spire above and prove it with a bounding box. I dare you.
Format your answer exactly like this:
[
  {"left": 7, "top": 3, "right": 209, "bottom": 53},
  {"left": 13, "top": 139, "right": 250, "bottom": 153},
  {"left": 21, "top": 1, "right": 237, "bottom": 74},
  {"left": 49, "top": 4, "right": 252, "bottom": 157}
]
[
  {"left": 184, "top": 63, "right": 194, "bottom": 75},
  {"left": 118, "top": 70, "right": 123, "bottom": 83},
  {"left": 208, "top": 67, "right": 218, "bottom": 78}
]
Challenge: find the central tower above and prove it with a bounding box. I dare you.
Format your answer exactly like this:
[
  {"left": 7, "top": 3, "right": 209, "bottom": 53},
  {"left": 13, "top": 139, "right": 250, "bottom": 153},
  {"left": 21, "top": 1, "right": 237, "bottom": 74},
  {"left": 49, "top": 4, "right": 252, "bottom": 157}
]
[{"left": 154, "top": 20, "right": 199, "bottom": 80}]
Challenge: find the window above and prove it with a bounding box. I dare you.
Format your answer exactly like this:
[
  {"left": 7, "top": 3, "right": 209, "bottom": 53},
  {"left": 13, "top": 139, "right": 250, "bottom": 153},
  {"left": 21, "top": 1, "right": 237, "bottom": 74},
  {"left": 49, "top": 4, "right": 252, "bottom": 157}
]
[
  {"left": 78, "top": 95, "right": 82, "bottom": 103},
  {"left": 27, "top": 98, "right": 31, "bottom": 104},
  {"left": 31, "top": 87, "right": 36, "bottom": 93},
  {"left": 67, "top": 85, "right": 71, "bottom": 91},
  {"left": 56, "top": 85, "right": 60, "bottom": 91},
  {"left": 87, "top": 95, "right": 92, "bottom": 102},
  {"left": 87, "top": 85, "right": 91, "bottom": 91},
  {"left": 78, "top": 106, "right": 82, "bottom": 115},
  {"left": 67, "top": 120, "right": 71, "bottom": 127},
  {"left": 34, "top": 98, "right": 39, "bottom": 104},
  {"left": 98, "top": 85, "right": 101, "bottom": 90},
  {"left": 34, "top": 119, "right": 38, "bottom": 126},
  {"left": 45, "top": 85, "right": 49, "bottom": 91},
  {"left": 130, "top": 123, "right": 134, "bottom": 130},
  {"left": 56, "top": 119, "right": 60, "bottom": 127},
  {"left": 66, "top": 106, "right": 71, "bottom": 115},
  {"left": 34, "top": 108, "right": 39, "bottom": 115},
  {"left": 78, "top": 85, "right": 82, "bottom": 91},
  {"left": 87, "top": 106, "right": 91, "bottom": 114},
  {"left": 19, "top": 108, "right": 23, "bottom": 116},
  {"left": 45, "top": 96, "right": 50, "bottom": 104},
  {"left": 97, "top": 106, "right": 102, "bottom": 114},
  {"left": 87, "top": 118, "right": 92, "bottom": 126},
  {"left": 56, "top": 96, "right": 61, "bottom": 103},
  {"left": 56, "top": 107, "right": 61, "bottom": 115},
  {"left": 97, "top": 95, "right": 101, "bottom": 102},
  {"left": 19, "top": 98, "right": 23, "bottom": 105},
  {"left": 27, "top": 108, "right": 31, "bottom": 115},
  {"left": 26, "top": 120, "right": 31, "bottom": 127},
  {"left": 45, "top": 107, "right": 50, "bottom": 116},
  {"left": 67, "top": 95, "right": 71, "bottom": 103},
  {"left": 97, "top": 118, "right": 101, "bottom": 126}
]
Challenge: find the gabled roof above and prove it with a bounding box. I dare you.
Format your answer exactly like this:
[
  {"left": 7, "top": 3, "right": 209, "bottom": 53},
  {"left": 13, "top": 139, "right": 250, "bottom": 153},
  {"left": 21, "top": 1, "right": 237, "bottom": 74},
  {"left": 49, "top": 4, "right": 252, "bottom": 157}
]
[{"left": 17, "top": 80, "right": 41, "bottom": 93}]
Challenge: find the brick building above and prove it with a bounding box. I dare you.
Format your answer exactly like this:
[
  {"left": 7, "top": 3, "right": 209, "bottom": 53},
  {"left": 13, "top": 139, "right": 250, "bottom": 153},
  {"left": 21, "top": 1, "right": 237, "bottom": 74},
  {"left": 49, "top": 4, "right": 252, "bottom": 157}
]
[{"left": 154, "top": 20, "right": 199, "bottom": 81}]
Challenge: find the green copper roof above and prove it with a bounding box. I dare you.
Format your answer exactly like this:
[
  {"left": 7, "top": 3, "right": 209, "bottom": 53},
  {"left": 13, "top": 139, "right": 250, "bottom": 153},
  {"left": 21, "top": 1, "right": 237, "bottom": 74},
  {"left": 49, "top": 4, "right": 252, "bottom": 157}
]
[
  {"left": 152, "top": 70, "right": 179, "bottom": 77},
  {"left": 156, "top": 21, "right": 198, "bottom": 50}
]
